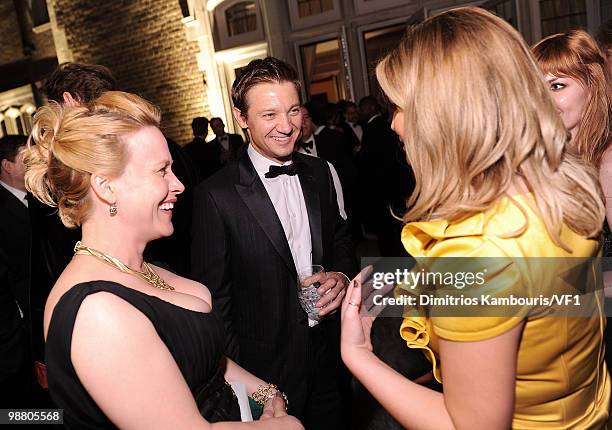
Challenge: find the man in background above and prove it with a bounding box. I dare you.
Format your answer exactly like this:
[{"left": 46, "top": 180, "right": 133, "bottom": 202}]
[
  {"left": 184, "top": 116, "right": 212, "bottom": 183},
  {"left": 358, "top": 95, "right": 414, "bottom": 256},
  {"left": 0, "top": 135, "right": 31, "bottom": 406},
  {"left": 339, "top": 100, "right": 363, "bottom": 154},
  {"left": 296, "top": 105, "right": 347, "bottom": 220},
  {"left": 44, "top": 62, "right": 116, "bottom": 106},
  {"left": 303, "top": 102, "right": 360, "bottom": 242},
  {"left": 209, "top": 116, "right": 245, "bottom": 166}
]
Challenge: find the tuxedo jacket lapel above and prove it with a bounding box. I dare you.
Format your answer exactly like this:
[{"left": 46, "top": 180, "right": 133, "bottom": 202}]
[
  {"left": 295, "top": 155, "right": 323, "bottom": 265},
  {"left": 0, "top": 185, "right": 28, "bottom": 225},
  {"left": 234, "top": 155, "right": 296, "bottom": 275}
]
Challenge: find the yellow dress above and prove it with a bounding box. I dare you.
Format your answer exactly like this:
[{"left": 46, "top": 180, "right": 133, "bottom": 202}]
[{"left": 399, "top": 194, "right": 610, "bottom": 429}]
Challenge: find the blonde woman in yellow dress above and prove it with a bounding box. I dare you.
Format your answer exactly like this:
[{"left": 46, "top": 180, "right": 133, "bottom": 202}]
[{"left": 340, "top": 7, "right": 610, "bottom": 429}]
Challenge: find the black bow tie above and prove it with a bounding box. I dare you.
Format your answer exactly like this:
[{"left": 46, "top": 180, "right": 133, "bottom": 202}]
[
  {"left": 302, "top": 139, "right": 314, "bottom": 149},
  {"left": 265, "top": 162, "right": 301, "bottom": 178}
]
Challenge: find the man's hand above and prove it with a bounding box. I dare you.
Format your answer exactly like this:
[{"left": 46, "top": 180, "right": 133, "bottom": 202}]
[{"left": 313, "top": 271, "right": 349, "bottom": 317}]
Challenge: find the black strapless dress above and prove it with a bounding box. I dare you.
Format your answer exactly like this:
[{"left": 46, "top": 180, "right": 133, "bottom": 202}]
[{"left": 46, "top": 280, "right": 240, "bottom": 429}]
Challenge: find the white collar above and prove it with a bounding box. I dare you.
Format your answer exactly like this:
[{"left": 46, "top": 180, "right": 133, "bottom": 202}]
[
  {"left": 0, "top": 180, "right": 27, "bottom": 205},
  {"left": 247, "top": 144, "right": 292, "bottom": 178},
  {"left": 367, "top": 114, "right": 381, "bottom": 124}
]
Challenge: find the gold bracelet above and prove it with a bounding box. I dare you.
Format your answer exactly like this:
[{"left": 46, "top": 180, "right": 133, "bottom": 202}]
[{"left": 251, "top": 383, "right": 289, "bottom": 409}]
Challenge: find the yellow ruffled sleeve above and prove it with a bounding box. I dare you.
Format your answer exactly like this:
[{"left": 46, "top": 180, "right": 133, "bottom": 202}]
[
  {"left": 398, "top": 210, "right": 531, "bottom": 382},
  {"left": 399, "top": 315, "right": 442, "bottom": 382},
  {"left": 428, "top": 247, "right": 527, "bottom": 342}
]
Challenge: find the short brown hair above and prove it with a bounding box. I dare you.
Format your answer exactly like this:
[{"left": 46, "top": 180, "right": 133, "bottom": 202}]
[
  {"left": 0, "top": 135, "right": 28, "bottom": 174},
  {"left": 0, "top": 135, "right": 28, "bottom": 161},
  {"left": 231, "top": 57, "right": 301, "bottom": 116},
  {"left": 43, "top": 62, "right": 116, "bottom": 105}
]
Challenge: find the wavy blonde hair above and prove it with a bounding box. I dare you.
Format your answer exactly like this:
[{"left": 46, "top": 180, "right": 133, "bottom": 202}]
[
  {"left": 532, "top": 29, "right": 612, "bottom": 166},
  {"left": 25, "top": 91, "right": 160, "bottom": 228},
  {"left": 376, "top": 7, "right": 604, "bottom": 249}
]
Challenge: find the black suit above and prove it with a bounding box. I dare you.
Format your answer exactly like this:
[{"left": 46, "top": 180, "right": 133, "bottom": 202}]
[
  {"left": 145, "top": 138, "right": 198, "bottom": 276},
  {"left": 0, "top": 185, "right": 31, "bottom": 406},
  {"left": 209, "top": 133, "right": 244, "bottom": 165},
  {"left": 359, "top": 115, "right": 415, "bottom": 256},
  {"left": 28, "top": 196, "right": 79, "bottom": 364},
  {"left": 0, "top": 186, "right": 78, "bottom": 408},
  {"left": 185, "top": 135, "right": 244, "bottom": 184},
  {"left": 339, "top": 122, "right": 361, "bottom": 154},
  {"left": 314, "top": 126, "right": 352, "bottom": 165},
  {"left": 191, "top": 151, "right": 356, "bottom": 428},
  {"left": 314, "top": 127, "right": 361, "bottom": 243}
]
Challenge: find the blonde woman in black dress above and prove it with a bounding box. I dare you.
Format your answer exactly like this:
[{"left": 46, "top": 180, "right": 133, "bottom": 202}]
[{"left": 25, "top": 91, "right": 303, "bottom": 430}]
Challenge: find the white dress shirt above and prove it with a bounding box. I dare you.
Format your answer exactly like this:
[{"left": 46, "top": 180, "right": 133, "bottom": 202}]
[
  {"left": 248, "top": 145, "right": 312, "bottom": 274},
  {"left": 0, "top": 180, "right": 28, "bottom": 207}
]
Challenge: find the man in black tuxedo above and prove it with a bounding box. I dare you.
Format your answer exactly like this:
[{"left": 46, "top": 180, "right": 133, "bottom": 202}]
[
  {"left": 0, "top": 135, "right": 32, "bottom": 406},
  {"left": 184, "top": 117, "right": 215, "bottom": 183},
  {"left": 339, "top": 101, "right": 363, "bottom": 155},
  {"left": 209, "top": 116, "right": 245, "bottom": 164},
  {"left": 192, "top": 57, "right": 356, "bottom": 429},
  {"left": 303, "top": 101, "right": 353, "bottom": 164},
  {"left": 303, "top": 102, "right": 360, "bottom": 244},
  {"left": 358, "top": 96, "right": 414, "bottom": 256}
]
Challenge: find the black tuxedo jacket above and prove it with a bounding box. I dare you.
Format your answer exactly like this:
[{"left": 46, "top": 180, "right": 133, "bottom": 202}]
[
  {"left": 191, "top": 151, "right": 356, "bottom": 413},
  {"left": 314, "top": 127, "right": 359, "bottom": 217},
  {"left": 185, "top": 135, "right": 245, "bottom": 183},
  {"left": 209, "top": 133, "right": 244, "bottom": 163},
  {"left": 314, "top": 126, "right": 352, "bottom": 165},
  {"left": 360, "top": 115, "right": 413, "bottom": 209},
  {"left": 145, "top": 138, "right": 198, "bottom": 276},
  {"left": 0, "top": 185, "right": 30, "bottom": 383},
  {"left": 339, "top": 122, "right": 361, "bottom": 153},
  {"left": 27, "top": 196, "right": 79, "bottom": 362}
]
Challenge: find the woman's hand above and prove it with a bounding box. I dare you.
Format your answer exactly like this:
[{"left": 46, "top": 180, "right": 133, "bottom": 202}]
[{"left": 340, "top": 267, "right": 376, "bottom": 364}]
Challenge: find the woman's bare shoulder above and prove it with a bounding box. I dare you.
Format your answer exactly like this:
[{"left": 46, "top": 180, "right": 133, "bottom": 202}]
[{"left": 43, "top": 260, "right": 132, "bottom": 339}]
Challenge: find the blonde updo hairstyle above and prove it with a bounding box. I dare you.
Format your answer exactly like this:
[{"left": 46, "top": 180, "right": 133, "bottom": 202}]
[
  {"left": 376, "top": 7, "right": 604, "bottom": 249},
  {"left": 25, "top": 91, "right": 161, "bottom": 228}
]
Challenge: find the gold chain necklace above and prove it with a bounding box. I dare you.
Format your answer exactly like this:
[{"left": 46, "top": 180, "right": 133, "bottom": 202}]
[{"left": 73, "top": 241, "right": 174, "bottom": 291}]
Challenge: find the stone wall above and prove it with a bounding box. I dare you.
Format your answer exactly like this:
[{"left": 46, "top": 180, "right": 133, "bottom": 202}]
[
  {"left": 53, "top": 0, "right": 209, "bottom": 144},
  {"left": 0, "top": 1, "right": 25, "bottom": 66}
]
